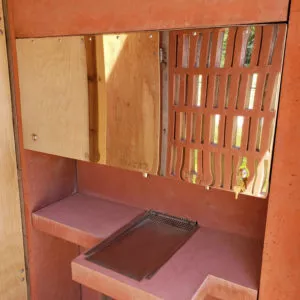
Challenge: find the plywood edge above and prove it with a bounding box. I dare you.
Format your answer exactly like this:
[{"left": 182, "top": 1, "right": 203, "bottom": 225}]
[
  {"left": 192, "top": 275, "right": 257, "bottom": 300},
  {"left": 0, "top": 0, "right": 28, "bottom": 299},
  {"left": 72, "top": 257, "right": 161, "bottom": 300},
  {"left": 32, "top": 213, "right": 100, "bottom": 249},
  {"left": 96, "top": 35, "right": 107, "bottom": 164},
  {"left": 31, "top": 193, "right": 143, "bottom": 248}
]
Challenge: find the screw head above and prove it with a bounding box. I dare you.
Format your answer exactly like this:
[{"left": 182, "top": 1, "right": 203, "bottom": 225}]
[
  {"left": 193, "top": 32, "right": 197, "bottom": 36},
  {"left": 205, "top": 186, "right": 210, "bottom": 191},
  {"left": 241, "top": 168, "right": 248, "bottom": 179},
  {"left": 149, "top": 34, "right": 153, "bottom": 39},
  {"left": 142, "top": 173, "right": 149, "bottom": 178},
  {"left": 32, "top": 134, "right": 38, "bottom": 141}
]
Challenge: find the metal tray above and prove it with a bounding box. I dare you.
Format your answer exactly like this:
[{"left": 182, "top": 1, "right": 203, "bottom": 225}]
[{"left": 85, "top": 210, "right": 198, "bottom": 281}]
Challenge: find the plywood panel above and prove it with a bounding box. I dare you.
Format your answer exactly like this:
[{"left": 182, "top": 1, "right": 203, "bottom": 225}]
[
  {"left": 16, "top": 33, "right": 160, "bottom": 174},
  {"left": 0, "top": 1, "right": 27, "bottom": 298},
  {"left": 11, "top": 0, "right": 288, "bottom": 38},
  {"left": 100, "top": 32, "right": 160, "bottom": 174},
  {"left": 16, "top": 36, "right": 90, "bottom": 161}
]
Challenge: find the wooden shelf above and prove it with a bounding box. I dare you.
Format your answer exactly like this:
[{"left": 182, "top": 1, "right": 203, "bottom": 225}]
[
  {"left": 32, "top": 193, "right": 143, "bottom": 248},
  {"left": 33, "top": 193, "right": 262, "bottom": 299},
  {"left": 72, "top": 227, "right": 262, "bottom": 300}
]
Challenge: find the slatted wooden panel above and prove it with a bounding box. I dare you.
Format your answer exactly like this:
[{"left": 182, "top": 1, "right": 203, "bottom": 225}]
[{"left": 166, "top": 24, "right": 286, "bottom": 198}]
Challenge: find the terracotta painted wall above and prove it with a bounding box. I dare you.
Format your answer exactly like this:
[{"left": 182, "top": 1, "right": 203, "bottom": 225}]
[
  {"left": 78, "top": 162, "right": 267, "bottom": 240},
  {"left": 260, "top": 0, "right": 300, "bottom": 299},
  {"left": 11, "top": 0, "right": 288, "bottom": 37}
]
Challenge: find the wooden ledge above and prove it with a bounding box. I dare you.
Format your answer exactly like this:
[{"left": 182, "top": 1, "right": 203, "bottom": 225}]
[{"left": 32, "top": 193, "right": 143, "bottom": 248}]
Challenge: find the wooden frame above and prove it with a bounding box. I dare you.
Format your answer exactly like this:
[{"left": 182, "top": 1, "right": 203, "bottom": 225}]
[
  {"left": 12, "top": 0, "right": 288, "bottom": 38},
  {"left": 260, "top": 1, "right": 300, "bottom": 299},
  {"left": 0, "top": 1, "right": 27, "bottom": 299},
  {"left": 5, "top": 0, "right": 300, "bottom": 299}
]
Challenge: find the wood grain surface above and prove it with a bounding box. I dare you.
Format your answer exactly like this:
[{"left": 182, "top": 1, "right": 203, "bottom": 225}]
[
  {"left": 99, "top": 32, "right": 160, "bottom": 174},
  {"left": 0, "top": 1, "right": 27, "bottom": 298},
  {"left": 16, "top": 36, "right": 90, "bottom": 161}
]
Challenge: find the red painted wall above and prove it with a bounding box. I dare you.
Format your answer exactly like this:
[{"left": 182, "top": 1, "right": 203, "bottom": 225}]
[
  {"left": 78, "top": 161, "right": 267, "bottom": 240},
  {"left": 260, "top": 1, "right": 300, "bottom": 299},
  {"left": 11, "top": 0, "right": 288, "bottom": 38}
]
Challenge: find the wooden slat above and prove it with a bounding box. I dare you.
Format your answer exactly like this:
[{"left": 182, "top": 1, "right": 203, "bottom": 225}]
[
  {"left": 85, "top": 35, "right": 100, "bottom": 163},
  {"left": 245, "top": 156, "right": 256, "bottom": 194},
  {"left": 96, "top": 35, "right": 108, "bottom": 164},
  {"left": 224, "top": 27, "right": 237, "bottom": 68},
  {"left": 249, "top": 26, "right": 263, "bottom": 67},
  {"left": 181, "top": 147, "right": 191, "bottom": 182},
  {"left": 202, "top": 151, "right": 213, "bottom": 186},
  {"left": 214, "top": 153, "right": 222, "bottom": 188},
  {"left": 0, "top": 1, "right": 27, "bottom": 298},
  {"left": 258, "top": 26, "right": 274, "bottom": 67},
  {"left": 199, "top": 31, "right": 211, "bottom": 69}
]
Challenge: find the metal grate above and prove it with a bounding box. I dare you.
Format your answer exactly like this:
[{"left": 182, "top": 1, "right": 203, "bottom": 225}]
[
  {"left": 166, "top": 24, "right": 287, "bottom": 198},
  {"left": 85, "top": 210, "right": 198, "bottom": 281}
]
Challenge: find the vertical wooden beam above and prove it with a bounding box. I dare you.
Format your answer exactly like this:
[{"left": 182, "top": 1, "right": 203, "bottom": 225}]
[
  {"left": 260, "top": 1, "right": 300, "bottom": 299},
  {"left": 5, "top": 1, "right": 82, "bottom": 300},
  {"left": 85, "top": 35, "right": 100, "bottom": 163},
  {"left": 0, "top": 1, "right": 27, "bottom": 299}
]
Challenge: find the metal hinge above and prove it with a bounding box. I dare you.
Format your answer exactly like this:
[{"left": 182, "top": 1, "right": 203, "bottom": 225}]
[{"left": 159, "top": 47, "right": 167, "bottom": 64}]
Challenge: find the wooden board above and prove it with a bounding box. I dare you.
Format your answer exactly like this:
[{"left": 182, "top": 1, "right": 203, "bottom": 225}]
[
  {"left": 0, "top": 1, "right": 27, "bottom": 298},
  {"left": 32, "top": 193, "right": 143, "bottom": 248},
  {"left": 10, "top": 0, "right": 289, "bottom": 38},
  {"left": 99, "top": 32, "right": 160, "bottom": 174},
  {"left": 16, "top": 36, "right": 90, "bottom": 161},
  {"left": 72, "top": 227, "right": 262, "bottom": 300}
]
